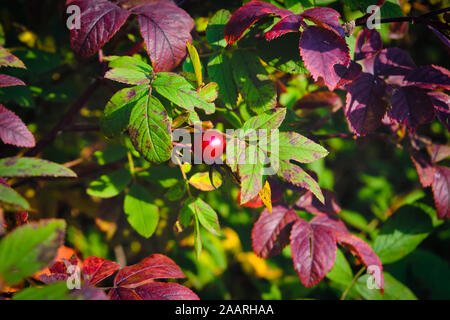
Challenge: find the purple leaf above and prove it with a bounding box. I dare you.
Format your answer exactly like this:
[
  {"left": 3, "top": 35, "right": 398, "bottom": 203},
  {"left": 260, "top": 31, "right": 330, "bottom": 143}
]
[
  {"left": 134, "top": 282, "right": 199, "bottom": 300},
  {"left": 293, "top": 90, "right": 342, "bottom": 110},
  {"left": 295, "top": 189, "right": 341, "bottom": 216},
  {"left": 345, "top": 72, "right": 388, "bottom": 135},
  {"left": 265, "top": 14, "right": 302, "bottom": 41},
  {"left": 310, "top": 214, "right": 348, "bottom": 235},
  {"left": 334, "top": 60, "right": 363, "bottom": 89},
  {"left": 83, "top": 256, "right": 121, "bottom": 286},
  {"left": 404, "top": 65, "right": 450, "bottom": 90},
  {"left": 427, "top": 144, "right": 450, "bottom": 164},
  {"left": 252, "top": 205, "right": 299, "bottom": 259},
  {"left": 0, "top": 75, "right": 26, "bottom": 88},
  {"left": 0, "top": 104, "right": 35, "bottom": 148},
  {"left": 336, "top": 233, "right": 384, "bottom": 292},
  {"left": 300, "top": 7, "right": 345, "bottom": 38},
  {"left": 299, "top": 26, "right": 350, "bottom": 91},
  {"left": 68, "top": 0, "right": 130, "bottom": 58},
  {"left": 0, "top": 46, "right": 26, "bottom": 69},
  {"left": 410, "top": 150, "right": 434, "bottom": 188},
  {"left": 374, "top": 48, "right": 416, "bottom": 77},
  {"left": 114, "top": 254, "right": 185, "bottom": 287},
  {"left": 354, "top": 29, "right": 382, "bottom": 61},
  {"left": 132, "top": 1, "right": 195, "bottom": 72},
  {"left": 290, "top": 218, "right": 337, "bottom": 287},
  {"left": 432, "top": 166, "right": 450, "bottom": 219},
  {"left": 428, "top": 92, "right": 449, "bottom": 131},
  {"left": 388, "top": 86, "right": 435, "bottom": 130},
  {"left": 225, "top": 1, "right": 292, "bottom": 44}
]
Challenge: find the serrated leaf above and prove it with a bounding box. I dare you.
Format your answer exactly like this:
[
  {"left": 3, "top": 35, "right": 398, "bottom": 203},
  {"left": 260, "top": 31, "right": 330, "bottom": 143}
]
[
  {"left": 373, "top": 205, "right": 434, "bottom": 264},
  {"left": 189, "top": 171, "right": 222, "bottom": 191},
  {"left": 429, "top": 91, "right": 449, "bottom": 131},
  {"left": 114, "top": 254, "right": 185, "bottom": 287},
  {"left": 124, "top": 184, "right": 159, "bottom": 238},
  {"left": 183, "top": 198, "right": 221, "bottom": 236},
  {"left": 153, "top": 72, "right": 215, "bottom": 114},
  {"left": 132, "top": 1, "right": 194, "bottom": 72},
  {"left": 128, "top": 95, "right": 173, "bottom": 163},
  {"left": 224, "top": 1, "right": 293, "bottom": 44},
  {"left": 354, "top": 29, "right": 382, "bottom": 61},
  {"left": 278, "top": 131, "right": 328, "bottom": 163},
  {"left": 198, "top": 82, "right": 219, "bottom": 103},
  {"left": 0, "top": 219, "right": 66, "bottom": 285},
  {"left": 410, "top": 150, "right": 434, "bottom": 188},
  {"left": 0, "top": 184, "right": 30, "bottom": 211},
  {"left": 355, "top": 272, "right": 416, "bottom": 300},
  {"left": 374, "top": 48, "right": 416, "bottom": 77},
  {"left": 106, "top": 56, "right": 153, "bottom": 74},
  {"left": 87, "top": 169, "right": 132, "bottom": 198},
  {"left": 0, "top": 46, "right": 26, "bottom": 68},
  {"left": 296, "top": 189, "right": 341, "bottom": 216},
  {"left": 265, "top": 14, "right": 302, "bottom": 40},
  {"left": 432, "top": 166, "right": 450, "bottom": 219},
  {"left": 300, "top": 7, "right": 345, "bottom": 38},
  {"left": 299, "top": 26, "right": 350, "bottom": 91},
  {"left": 68, "top": 0, "right": 130, "bottom": 58},
  {"left": 231, "top": 50, "right": 277, "bottom": 114},
  {"left": 101, "top": 84, "right": 150, "bottom": 137},
  {"left": 0, "top": 104, "right": 35, "bottom": 148},
  {"left": 252, "top": 205, "right": 298, "bottom": 258},
  {"left": 290, "top": 217, "right": 337, "bottom": 287},
  {"left": 345, "top": 72, "right": 388, "bottom": 135},
  {"left": 207, "top": 53, "right": 238, "bottom": 109},
  {"left": 0, "top": 157, "right": 76, "bottom": 178},
  {"left": 105, "top": 68, "right": 151, "bottom": 85},
  {"left": 404, "top": 65, "right": 450, "bottom": 90},
  {"left": 82, "top": 256, "right": 120, "bottom": 286},
  {"left": 0, "top": 75, "right": 26, "bottom": 88},
  {"left": 110, "top": 282, "right": 199, "bottom": 300},
  {"left": 242, "top": 107, "right": 286, "bottom": 133},
  {"left": 186, "top": 42, "right": 202, "bottom": 88},
  {"left": 206, "top": 9, "right": 231, "bottom": 50}
]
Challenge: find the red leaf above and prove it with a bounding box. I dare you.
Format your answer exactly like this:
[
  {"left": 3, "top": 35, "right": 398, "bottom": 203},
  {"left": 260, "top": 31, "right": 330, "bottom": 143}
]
[
  {"left": 295, "top": 189, "right": 341, "bottom": 216},
  {"left": 299, "top": 26, "right": 350, "bottom": 91},
  {"left": 110, "top": 282, "right": 199, "bottom": 300},
  {"left": 374, "top": 48, "right": 416, "bottom": 77},
  {"left": 345, "top": 73, "right": 388, "bottom": 135},
  {"left": 428, "top": 92, "right": 449, "bottom": 131},
  {"left": 134, "top": 282, "right": 199, "bottom": 300},
  {"left": 114, "top": 254, "right": 185, "bottom": 287},
  {"left": 404, "top": 65, "right": 450, "bottom": 90},
  {"left": 83, "top": 256, "right": 120, "bottom": 286},
  {"left": 68, "top": 0, "right": 130, "bottom": 58},
  {"left": 265, "top": 14, "right": 302, "bottom": 41},
  {"left": 0, "top": 75, "right": 26, "bottom": 88},
  {"left": 354, "top": 29, "right": 382, "bottom": 61},
  {"left": 432, "top": 166, "right": 450, "bottom": 219},
  {"left": 293, "top": 90, "right": 342, "bottom": 110},
  {"left": 0, "top": 104, "right": 35, "bottom": 148},
  {"left": 252, "top": 205, "right": 299, "bottom": 259},
  {"left": 410, "top": 150, "right": 435, "bottom": 188},
  {"left": 334, "top": 60, "right": 363, "bottom": 89},
  {"left": 132, "top": 1, "right": 194, "bottom": 72},
  {"left": 310, "top": 214, "right": 349, "bottom": 235},
  {"left": 335, "top": 233, "right": 384, "bottom": 291},
  {"left": 225, "top": 1, "right": 293, "bottom": 44},
  {"left": 388, "top": 86, "right": 435, "bottom": 130},
  {"left": 300, "top": 7, "right": 345, "bottom": 38},
  {"left": 290, "top": 218, "right": 337, "bottom": 287}
]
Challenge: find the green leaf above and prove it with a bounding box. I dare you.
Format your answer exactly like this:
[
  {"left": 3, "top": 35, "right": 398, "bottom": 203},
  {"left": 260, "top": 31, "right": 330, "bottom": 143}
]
[
  {"left": 343, "top": 0, "right": 404, "bottom": 18},
  {"left": 256, "top": 33, "right": 306, "bottom": 74},
  {"left": 128, "top": 95, "right": 173, "bottom": 163},
  {"left": 124, "top": 184, "right": 159, "bottom": 238},
  {"left": 198, "top": 82, "right": 219, "bottom": 103},
  {"left": 101, "top": 84, "right": 150, "bottom": 137},
  {"left": 355, "top": 272, "right": 417, "bottom": 300},
  {"left": 0, "top": 184, "right": 30, "bottom": 211},
  {"left": 184, "top": 198, "right": 221, "bottom": 236},
  {"left": 13, "top": 282, "right": 72, "bottom": 300},
  {"left": 0, "top": 46, "right": 26, "bottom": 68},
  {"left": 166, "top": 181, "right": 187, "bottom": 201},
  {"left": 207, "top": 53, "right": 238, "bottom": 109},
  {"left": 105, "top": 56, "right": 153, "bottom": 74},
  {"left": 278, "top": 132, "right": 328, "bottom": 163},
  {"left": 0, "top": 219, "right": 66, "bottom": 286},
  {"left": 373, "top": 205, "right": 433, "bottom": 264},
  {"left": 105, "top": 56, "right": 153, "bottom": 85},
  {"left": 241, "top": 107, "right": 286, "bottom": 133},
  {"left": 152, "top": 72, "right": 215, "bottom": 114},
  {"left": 326, "top": 249, "right": 353, "bottom": 286},
  {"left": 277, "top": 160, "right": 324, "bottom": 203},
  {"left": 189, "top": 171, "right": 223, "bottom": 191},
  {"left": 231, "top": 50, "right": 277, "bottom": 114},
  {"left": 87, "top": 169, "right": 132, "bottom": 198},
  {"left": 94, "top": 144, "right": 128, "bottom": 165},
  {"left": 0, "top": 157, "right": 76, "bottom": 178},
  {"left": 206, "top": 9, "right": 231, "bottom": 50},
  {"left": 186, "top": 42, "right": 202, "bottom": 88}
]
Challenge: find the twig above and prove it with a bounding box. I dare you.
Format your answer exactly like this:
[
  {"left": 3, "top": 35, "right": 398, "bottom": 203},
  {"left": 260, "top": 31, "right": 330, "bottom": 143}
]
[{"left": 340, "top": 267, "right": 366, "bottom": 300}]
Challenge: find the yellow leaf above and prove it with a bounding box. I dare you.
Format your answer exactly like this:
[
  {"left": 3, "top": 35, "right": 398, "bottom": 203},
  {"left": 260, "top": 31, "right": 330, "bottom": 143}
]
[
  {"left": 259, "top": 180, "right": 272, "bottom": 213},
  {"left": 186, "top": 42, "right": 202, "bottom": 88},
  {"left": 189, "top": 171, "right": 222, "bottom": 191}
]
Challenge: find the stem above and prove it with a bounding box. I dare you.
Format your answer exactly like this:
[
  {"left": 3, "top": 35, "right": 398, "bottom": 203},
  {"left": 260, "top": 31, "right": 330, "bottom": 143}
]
[
  {"left": 25, "top": 78, "right": 102, "bottom": 157},
  {"left": 174, "top": 154, "right": 192, "bottom": 198},
  {"left": 340, "top": 267, "right": 366, "bottom": 300},
  {"left": 354, "top": 6, "right": 450, "bottom": 27},
  {"left": 127, "top": 151, "right": 136, "bottom": 178}
]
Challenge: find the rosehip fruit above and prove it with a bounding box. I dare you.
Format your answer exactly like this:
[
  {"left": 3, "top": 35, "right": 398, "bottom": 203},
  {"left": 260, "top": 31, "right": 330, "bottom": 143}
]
[{"left": 194, "top": 129, "right": 226, "bottom": 164}]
